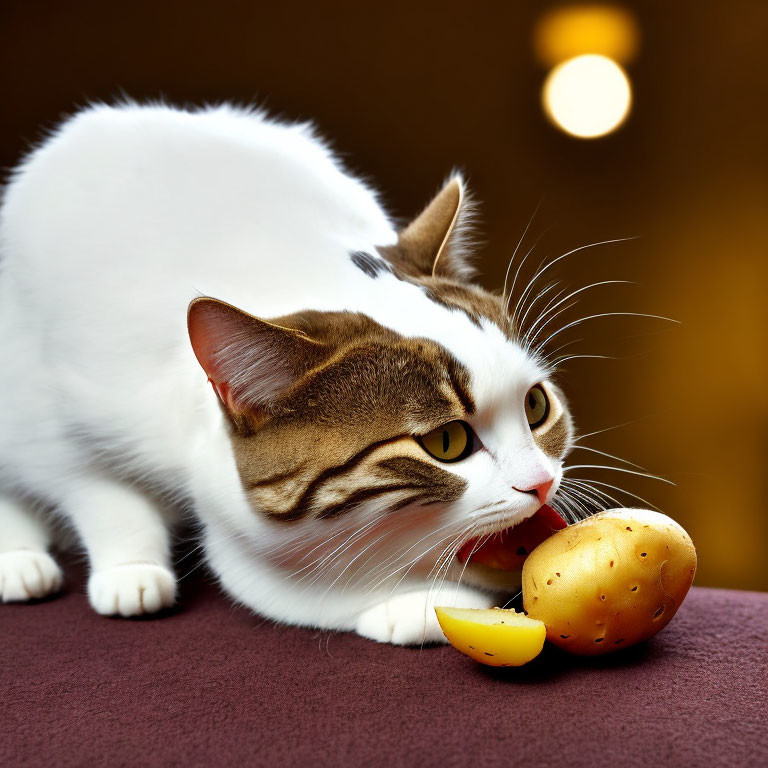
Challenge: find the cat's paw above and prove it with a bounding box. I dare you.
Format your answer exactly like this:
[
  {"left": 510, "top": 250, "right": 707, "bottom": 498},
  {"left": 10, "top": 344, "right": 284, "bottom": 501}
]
[
  {"left": 356, "top": 587, "right": 495, "bottom": 646},
  {"left": 88, "top": 563, "right": 176, "bottom": 617},
  {"left": 0, "top": 550, "right": 64, "bottom": 602}
]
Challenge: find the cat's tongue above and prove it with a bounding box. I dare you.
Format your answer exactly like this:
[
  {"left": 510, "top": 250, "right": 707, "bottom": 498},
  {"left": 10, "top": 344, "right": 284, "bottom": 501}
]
[{"left": 457, "top": 504, "right": 567, "bottom": 571}]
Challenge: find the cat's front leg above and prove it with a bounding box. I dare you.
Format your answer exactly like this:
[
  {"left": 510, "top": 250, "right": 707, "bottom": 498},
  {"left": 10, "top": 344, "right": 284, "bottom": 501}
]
[
  {"left": 0, "top": 494, "right": 63, "bottom": 602},
  {"left": 61, "top": 474, "right": 176, "bottom": 617},
  {"left": 355, "top": 584, "right": 496, "bottom": 645}
]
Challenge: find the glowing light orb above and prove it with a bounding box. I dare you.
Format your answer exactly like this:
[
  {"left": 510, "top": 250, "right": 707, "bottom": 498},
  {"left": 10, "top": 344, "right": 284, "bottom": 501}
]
[
  {"left": 534, "top": 5, "right": 640, "bottom": 67},
  {"left": 542, "top": 54, "right": 632, "bottom": 139}
]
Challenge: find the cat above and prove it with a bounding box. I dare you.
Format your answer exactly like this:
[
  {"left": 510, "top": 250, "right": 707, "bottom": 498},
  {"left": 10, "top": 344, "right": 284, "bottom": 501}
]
[{"left": 0, "top": 102, "right": 573, "bottom": 645}]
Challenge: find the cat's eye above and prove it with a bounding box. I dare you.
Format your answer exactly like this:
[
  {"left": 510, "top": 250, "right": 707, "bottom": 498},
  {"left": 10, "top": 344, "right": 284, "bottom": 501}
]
[
  {"left": 418, "top": 420, "right": 474, "bottom": 463},
  {"left": 525, "top": 384, "right": 550, "bottom": 430}
]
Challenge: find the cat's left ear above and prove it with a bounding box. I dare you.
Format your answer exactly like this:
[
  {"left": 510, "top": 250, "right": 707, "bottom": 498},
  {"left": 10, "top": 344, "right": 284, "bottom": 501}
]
[
  {"left": 378, "top": 175, "right": 476, "bottom": 281},
  {"left": 187, "top": 297, "right": 328, "bottom": 419}
]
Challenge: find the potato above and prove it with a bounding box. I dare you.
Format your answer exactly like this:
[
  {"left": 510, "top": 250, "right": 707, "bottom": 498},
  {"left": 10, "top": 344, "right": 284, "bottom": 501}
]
[
  {"left": 434, "top": 607, "right": 546, "bottom": 667},
  {"left": 522, "top": 509, "right": 696, "bottom": 655}
]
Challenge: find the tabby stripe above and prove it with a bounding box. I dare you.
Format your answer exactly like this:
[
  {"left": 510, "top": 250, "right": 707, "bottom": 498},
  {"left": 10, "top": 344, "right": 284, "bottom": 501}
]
[
  {"left": 377, "top": 456, "right": 466, "bottom": 500},
  {"left": 272, "top": 433, "right": 410, "bottom": 521},
  {"left": 248, "top": 467, "right": 306, "bottom": 490},
  {"left": 444, "top": 357, "right": 475, "bottom": 415},
  {"left": 317, "top": 484, "right": 430, "bottom": 520}
]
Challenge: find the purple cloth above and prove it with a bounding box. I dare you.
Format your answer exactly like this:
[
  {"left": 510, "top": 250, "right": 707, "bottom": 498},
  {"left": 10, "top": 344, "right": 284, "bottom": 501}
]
[{"left": 3, "top": 563, "right": 767, "bottom": 767}]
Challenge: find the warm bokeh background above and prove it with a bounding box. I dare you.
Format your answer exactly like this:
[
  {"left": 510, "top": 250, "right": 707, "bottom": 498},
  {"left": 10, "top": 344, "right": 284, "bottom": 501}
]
[{"left": 1, "top": 1, "right": 765, "bottom": 590}]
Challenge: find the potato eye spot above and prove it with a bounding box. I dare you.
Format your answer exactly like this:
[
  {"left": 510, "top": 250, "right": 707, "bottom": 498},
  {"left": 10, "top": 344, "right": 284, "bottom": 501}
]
[
  {"left": 626, "top": 526, "right": 633, "bottom": 531},
  {"left": 630, "top": 585, "right": 639, "bottom": 592},
  {"left": 560, "top": 634, "right": 570, "bottom": 639},
  {"left": 594, "top": 637, "right": 604, "bottom": 643},
  {"left": 653, "top": 605, "right": 665, "bottom": 620},
  {"left": 600, "top": 594, "right": 606, "bottom": 601},
  {"left": 546, "top": 579, "right": 553, "bottom": 585},
  {"left": 609, "top": 560, "right": 614, "bottom": 567}
]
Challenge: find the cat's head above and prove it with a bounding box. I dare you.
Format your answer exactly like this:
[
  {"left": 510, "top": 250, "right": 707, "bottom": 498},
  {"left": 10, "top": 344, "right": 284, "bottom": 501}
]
[{"left": 188, "top": 177, "right": 573, "bottom": 594}]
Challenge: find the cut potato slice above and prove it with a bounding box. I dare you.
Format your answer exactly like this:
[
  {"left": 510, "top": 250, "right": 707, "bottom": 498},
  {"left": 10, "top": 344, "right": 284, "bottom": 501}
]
[{"left": 434, "top": 606, "right": 546, "bottom": 667}]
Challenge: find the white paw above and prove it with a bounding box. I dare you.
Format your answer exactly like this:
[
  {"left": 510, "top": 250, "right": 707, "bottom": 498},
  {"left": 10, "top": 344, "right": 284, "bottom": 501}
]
[
  {"left": 0, "top": 550, "right": 63, "bottom": 602},
  {"left": 356, "top": 586, "right": 495, "bottom": 646},
  {"left": 88, "top": 563, "right": 176, "bottom": 617}
]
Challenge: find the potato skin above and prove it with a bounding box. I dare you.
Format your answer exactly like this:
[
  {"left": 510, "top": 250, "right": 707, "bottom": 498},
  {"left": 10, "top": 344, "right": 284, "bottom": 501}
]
[{"left": 522, "top": 509, "right": 696, "bottom": 655}]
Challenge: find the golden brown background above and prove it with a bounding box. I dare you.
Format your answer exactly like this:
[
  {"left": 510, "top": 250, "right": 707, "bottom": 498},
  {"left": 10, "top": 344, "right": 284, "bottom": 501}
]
[{"left": 1, "top": 1, "right": 765, "bottom": 590}]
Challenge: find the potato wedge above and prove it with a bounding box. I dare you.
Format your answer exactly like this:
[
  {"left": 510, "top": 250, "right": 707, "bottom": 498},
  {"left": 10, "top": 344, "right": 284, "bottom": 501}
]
[
  {"left": 522, "top": 509, "right": 696, "bottom": 655},
  {"left": 434, "top": 606, "right": 546, "bottom": 667}
]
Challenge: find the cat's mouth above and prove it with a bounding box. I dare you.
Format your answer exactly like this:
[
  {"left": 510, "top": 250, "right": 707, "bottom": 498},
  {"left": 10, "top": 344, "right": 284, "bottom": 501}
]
[{"left": 456, "top": 504, "right": 567, "bottom": 572}]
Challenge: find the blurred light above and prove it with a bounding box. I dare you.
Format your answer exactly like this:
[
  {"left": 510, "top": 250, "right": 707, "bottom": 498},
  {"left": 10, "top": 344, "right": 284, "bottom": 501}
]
[
  {"left": 542, "top": 54, "right": 632, "bottom": 139},
  {"left": 534, "top": 4, "right": 639, "bottom": 66}
]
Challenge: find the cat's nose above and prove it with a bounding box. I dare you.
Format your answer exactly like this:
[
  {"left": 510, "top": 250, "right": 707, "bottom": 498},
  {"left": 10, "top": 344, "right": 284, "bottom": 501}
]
[{"left": 514, "top": 478, "right": 554, "bottom": 505}]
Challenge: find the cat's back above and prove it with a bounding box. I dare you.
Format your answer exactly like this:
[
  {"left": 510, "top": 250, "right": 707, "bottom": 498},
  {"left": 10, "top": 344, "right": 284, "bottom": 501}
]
[
  {"left": 0, "top": 103, "right": 393, "bottom": 299},
  {"left": 0, "top": 102, "right": 397, "bottom": 375}
]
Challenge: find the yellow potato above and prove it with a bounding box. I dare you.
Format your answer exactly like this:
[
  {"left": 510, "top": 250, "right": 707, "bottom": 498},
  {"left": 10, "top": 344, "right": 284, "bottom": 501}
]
[
  {"left": 522, "top": 509, "right": 697, "bottom": 655},
  {"left": 434, "top": 606, "right": 546, "bottom": 667}
]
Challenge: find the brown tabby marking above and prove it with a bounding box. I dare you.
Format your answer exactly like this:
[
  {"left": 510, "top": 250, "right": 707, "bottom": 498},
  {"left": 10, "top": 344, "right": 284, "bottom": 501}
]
[
  {"left": 534, "top": 413, "right": 570, "bottom": 457},
  {"left": 228, "top": 313, "right": 475, "bottom": 521},
  {"left": 532, "top": 384, "right": 572, "bottom": 458},
  {"left": 414, "top": 277, "right": 513, "bottom": 337}
]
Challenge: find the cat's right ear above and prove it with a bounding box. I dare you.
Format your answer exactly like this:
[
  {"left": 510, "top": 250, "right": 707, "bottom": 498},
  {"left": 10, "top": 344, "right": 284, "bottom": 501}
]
[
  {"left": 187, "top": 298, "right": 325, "bottom": 417},
  {"left": 377, "top": 175, "right": 477, "bottom": 281}
]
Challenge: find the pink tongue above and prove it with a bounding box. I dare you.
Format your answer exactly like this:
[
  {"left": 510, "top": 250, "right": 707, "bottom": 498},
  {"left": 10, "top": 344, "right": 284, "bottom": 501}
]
[{"left": 457, "top": 504, "right": 567, "bottom": 571}]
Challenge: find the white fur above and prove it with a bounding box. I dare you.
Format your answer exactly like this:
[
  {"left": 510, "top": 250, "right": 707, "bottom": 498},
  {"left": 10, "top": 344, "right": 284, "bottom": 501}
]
[{"left": 0, "top": 103, "right": 564, "bottom": 642}]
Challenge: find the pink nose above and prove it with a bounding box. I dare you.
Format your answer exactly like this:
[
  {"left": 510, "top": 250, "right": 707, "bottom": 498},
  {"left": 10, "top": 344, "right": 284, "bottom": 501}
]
[{"left": 515, "top": 479, "right": 554, "bottom": 505}]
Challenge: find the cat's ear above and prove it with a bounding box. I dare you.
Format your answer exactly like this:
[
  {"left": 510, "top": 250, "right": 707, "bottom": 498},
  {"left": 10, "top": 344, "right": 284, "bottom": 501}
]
[
  {"left": 378, "top": 175, "right": 476, "bottom": 281},
  {"left": 187, "top": 297, "right": 325, "bottom": 416}
]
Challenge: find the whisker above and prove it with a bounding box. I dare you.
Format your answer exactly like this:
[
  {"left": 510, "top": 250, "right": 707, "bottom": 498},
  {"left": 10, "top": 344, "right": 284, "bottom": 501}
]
[
  {"left": 354, "top": 518, "right": 460, "bottom": 592},
  {"left": 553, "top": 488, "right": 592, "bottom": 521},
  {"left": 557, "top": 485, "right": 603, "bottom": 517},
  {"left": 539, "top": 337, "right": 582, "bottom": 368},
  {"left": 549, "top": 495, "right": 578, "bottom": 524},
  {"left": 516, "top": 281, "right": 561, "bottom": 341},
  {"left": 564, "top": 464, "right": 674, "bottom": 486},
  {"left": 503, "top": 199, "right": 544, "bottom": 302},
  {"left": 562, "top": 480, "right": 624, "bottom": 510},
  {"left": 552, "top": 354, "right": 616, "bottom": 367},
  {"left": 449, "top": 531, "right": 493, "bottom": 604},
  {"left": 563, "top": 478, "right": 662, "bottom": 511},
  {"left": 524, "top": 301, "right": 578, "bottom": 353},
  {"left": 511, "top": 237, "right": 636, "bottom": 330},
  {"left": 289, "top": 517, "right": 382, "bottom": 583},
  {"left": 569, "top": 444, "right": 645, "bottom": 470},
  {"left": 534, "top": 311, "right": 680, "bottom": 354},
  {"left": 362, "top": 521, "right": 468, "bottom": 596},
  {"left": 506, "top": 236, "right": 546, "bottom": 319},
  {"left": 572, "top": 416, "right": 653, "bottom": 442},
  {"left": 430, "top": 531, "right": 486, "bottom": 611},
  {"left": 318, "top": 521, "right": 413, "bottom": 600},
  {"left": 523, "top": 280, "right": 634, "bottom": 349}
]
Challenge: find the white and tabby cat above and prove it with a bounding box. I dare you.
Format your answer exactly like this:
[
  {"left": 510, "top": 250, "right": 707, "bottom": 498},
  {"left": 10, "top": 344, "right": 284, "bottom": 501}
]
[{"left": 0, "top": 103, "right": 573, "bottom": 644}]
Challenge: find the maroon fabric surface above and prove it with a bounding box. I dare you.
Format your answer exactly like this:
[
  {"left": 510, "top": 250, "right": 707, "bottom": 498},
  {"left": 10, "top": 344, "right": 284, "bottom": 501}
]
[{"left": 3, "top": 564, "right": 767, "bottom": 768}]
